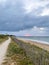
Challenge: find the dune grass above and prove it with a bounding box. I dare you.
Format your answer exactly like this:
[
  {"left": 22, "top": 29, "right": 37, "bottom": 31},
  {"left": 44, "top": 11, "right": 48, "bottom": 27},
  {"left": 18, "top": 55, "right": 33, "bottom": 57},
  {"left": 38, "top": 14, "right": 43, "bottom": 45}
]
[
  {"left": 0, "top": 35, "right": 8, "bottom": 43},
  {"left": 2, "top": 39, "right": 33, "bottom": 65},
  {"left": 15, "top": 39, "right": 49, "bottom": 65},
  {"left": 2, "top": 36, "right": 49, "bottom": 65}
]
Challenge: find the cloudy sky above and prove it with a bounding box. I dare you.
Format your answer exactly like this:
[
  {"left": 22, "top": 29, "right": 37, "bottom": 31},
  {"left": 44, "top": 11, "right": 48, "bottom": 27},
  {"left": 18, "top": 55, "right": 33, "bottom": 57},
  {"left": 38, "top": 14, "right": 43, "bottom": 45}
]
[{"left": 0, "top": 0, "right": 49, "bottom": 36}]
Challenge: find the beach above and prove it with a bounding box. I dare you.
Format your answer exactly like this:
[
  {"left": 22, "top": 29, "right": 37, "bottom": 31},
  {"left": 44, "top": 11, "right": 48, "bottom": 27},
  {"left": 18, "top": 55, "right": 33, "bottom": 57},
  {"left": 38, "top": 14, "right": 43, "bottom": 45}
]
[{"left": 18, "top": 38, "right": 49, "bottom": 52}]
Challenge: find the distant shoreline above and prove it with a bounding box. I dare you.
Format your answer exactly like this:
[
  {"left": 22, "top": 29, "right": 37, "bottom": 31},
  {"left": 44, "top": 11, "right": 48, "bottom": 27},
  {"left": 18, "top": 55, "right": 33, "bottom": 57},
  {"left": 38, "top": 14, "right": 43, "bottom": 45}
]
[
  {"left": 17, "top": 37, "right": 49, "bottom": 45},
  {"left": 17, "top": 38, "right": 49, "bottom": 51}
]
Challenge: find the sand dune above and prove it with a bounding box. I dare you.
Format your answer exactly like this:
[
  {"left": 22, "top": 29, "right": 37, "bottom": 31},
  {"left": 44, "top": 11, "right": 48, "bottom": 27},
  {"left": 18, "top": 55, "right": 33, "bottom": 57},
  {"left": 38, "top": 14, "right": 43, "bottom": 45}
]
[{"left": 18, "top": 38, "right": 49, "bottom": 52}]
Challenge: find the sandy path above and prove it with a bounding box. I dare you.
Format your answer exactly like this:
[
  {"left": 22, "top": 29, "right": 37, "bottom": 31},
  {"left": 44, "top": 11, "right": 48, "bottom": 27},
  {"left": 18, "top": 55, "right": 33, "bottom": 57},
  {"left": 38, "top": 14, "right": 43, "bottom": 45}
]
[{"left": 0, "top": 37, "right": 11, "bottom": 65}]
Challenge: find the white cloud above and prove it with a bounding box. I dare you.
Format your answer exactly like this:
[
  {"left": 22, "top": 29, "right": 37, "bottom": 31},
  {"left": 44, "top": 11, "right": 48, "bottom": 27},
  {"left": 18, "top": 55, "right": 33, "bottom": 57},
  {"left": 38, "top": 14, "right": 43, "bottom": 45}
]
[
  {"left": 32, "top": 26, "right": 47, "bottom": 32},
  {"left": 38, "top": 27, "right": 46, "bottom": 31},
  {"left": 0, "top": 0, "right": 7, "bottom": 7},
  {"left": 0, "top": 0, "right": 49, "bottom": 16},
  {"left": 24, "top": 0, "right": 49, "bottom": 14},
  {"left": 39, "top": 8, "right": 49, "bottom": 16},
  {"left": 0, "top": 0, "right": 6, "bottom": 3},
  {"left": 0, "top": 26, "right": 48, "bottom": 36},
  {"left": 13, "top": 26, "right": 48, "bottom": 36}
]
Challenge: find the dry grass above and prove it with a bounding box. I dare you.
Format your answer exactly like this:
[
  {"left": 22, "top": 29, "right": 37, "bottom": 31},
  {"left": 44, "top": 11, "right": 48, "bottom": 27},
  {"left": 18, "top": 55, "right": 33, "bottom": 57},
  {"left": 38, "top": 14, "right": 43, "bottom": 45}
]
[
  {"left": 0, "top": 35, "right": 8, "bottom": 43},
  {"left": 2, "top": 38, "right": 33, "bottom": 65}
]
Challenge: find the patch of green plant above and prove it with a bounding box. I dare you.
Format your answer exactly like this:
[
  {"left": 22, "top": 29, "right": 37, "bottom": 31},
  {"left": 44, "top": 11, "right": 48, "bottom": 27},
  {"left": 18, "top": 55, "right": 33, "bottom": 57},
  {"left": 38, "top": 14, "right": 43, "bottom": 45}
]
[
  {"left": 13, "top": 38, "right": 49, "bottom": 65},
  {"left": 2, "top": 39, "right": 34, "bottom": 65},
  {"left": 0, "top": 35, "right": 8, "bottom": 43}
]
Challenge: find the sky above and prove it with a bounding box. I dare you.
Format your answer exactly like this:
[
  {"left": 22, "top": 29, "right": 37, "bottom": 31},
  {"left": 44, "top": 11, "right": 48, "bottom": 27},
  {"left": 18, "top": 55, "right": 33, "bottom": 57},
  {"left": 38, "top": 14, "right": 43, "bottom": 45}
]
[{"left": 0, "top": 0, "right": 49, "bottom": 36}]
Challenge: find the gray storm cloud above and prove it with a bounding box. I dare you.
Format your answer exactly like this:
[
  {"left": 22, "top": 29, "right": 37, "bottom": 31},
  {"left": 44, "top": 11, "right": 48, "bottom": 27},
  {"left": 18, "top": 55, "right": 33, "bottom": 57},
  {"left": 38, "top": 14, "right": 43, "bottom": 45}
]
[{"left": 0, "top": 0, "right": 49, "bottom": 31}]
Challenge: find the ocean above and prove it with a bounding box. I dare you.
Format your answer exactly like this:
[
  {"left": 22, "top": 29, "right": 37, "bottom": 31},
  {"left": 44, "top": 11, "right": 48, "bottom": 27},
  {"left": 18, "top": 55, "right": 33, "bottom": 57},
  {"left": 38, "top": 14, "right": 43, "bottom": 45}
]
[{"left": 17, "top": 36, "right": 49, "bottom": 45}]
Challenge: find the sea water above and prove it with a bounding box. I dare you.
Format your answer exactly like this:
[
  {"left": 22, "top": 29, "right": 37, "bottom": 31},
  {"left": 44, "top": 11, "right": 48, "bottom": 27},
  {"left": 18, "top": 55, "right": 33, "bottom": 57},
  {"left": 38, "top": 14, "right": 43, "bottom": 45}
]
[{"left": 17, "top": 36, "right": 49, "bottom": 45}]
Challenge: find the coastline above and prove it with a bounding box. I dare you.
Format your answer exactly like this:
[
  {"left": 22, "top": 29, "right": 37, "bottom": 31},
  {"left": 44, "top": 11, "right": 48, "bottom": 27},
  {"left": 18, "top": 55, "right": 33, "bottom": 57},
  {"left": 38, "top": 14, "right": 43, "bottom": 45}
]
[
  {"left": 17, "top": 37, "right": 49, "bottom": 44},
  {"left": 17, "top": 38, "right": 49, "bottom": 51}
]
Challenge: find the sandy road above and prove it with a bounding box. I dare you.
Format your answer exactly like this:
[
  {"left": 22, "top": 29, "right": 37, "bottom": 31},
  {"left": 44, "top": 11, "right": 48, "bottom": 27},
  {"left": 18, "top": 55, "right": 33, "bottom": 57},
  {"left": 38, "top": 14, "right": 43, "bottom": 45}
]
[{"left": 0, "top": 37, "right": 11, "bottom": 65}]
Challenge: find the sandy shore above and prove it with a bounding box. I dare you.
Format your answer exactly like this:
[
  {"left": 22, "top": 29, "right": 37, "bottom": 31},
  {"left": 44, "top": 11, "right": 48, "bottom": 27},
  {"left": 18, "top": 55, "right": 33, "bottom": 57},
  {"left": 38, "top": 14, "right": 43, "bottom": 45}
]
[
  {"left": 18, "top": 38, "right": 49, "bottom": 52},
  {"left": 0, "top": 37, "right": 11, "bottom": 65}
]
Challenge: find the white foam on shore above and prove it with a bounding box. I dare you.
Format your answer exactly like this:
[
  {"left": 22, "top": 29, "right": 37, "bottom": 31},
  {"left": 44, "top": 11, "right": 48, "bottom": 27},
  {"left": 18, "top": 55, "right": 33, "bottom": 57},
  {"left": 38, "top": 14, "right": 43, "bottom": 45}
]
[
  {"left": 29, "top": 39, "right": 49, "bottom": 45},
  {"left": 18, "top": 38, "right": 49, "bottom": 45}
]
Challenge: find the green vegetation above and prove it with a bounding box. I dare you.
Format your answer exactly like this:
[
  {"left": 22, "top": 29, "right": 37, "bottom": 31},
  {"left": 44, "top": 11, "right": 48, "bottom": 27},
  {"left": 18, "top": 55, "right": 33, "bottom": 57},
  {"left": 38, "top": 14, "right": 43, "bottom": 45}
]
[
  {"left": 15, "top": 39, "right": 49, "bottom": 65},
  {"left": 2, "top": 39, "right": 33, "bottom": 65},
  {"left": 0, "top": 35, "right": 8, "bottom": 43},
  {"left": 2, "top": 36, "right": 49, "bottom": 65}
]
